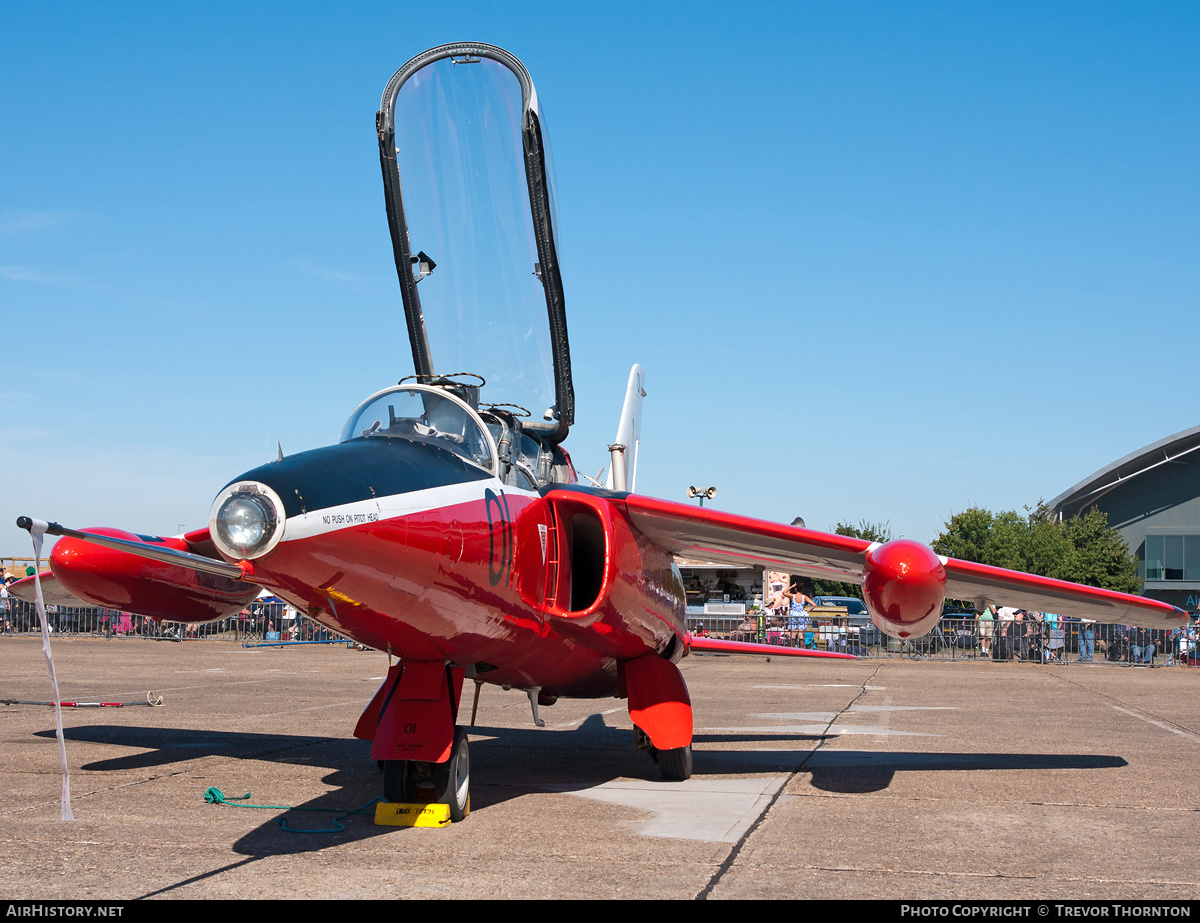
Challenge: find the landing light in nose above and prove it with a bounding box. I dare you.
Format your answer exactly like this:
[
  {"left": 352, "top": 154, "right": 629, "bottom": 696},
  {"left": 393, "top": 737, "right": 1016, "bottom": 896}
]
[{"left": 209, "top": 482, "right": 286, "bottom": 561}]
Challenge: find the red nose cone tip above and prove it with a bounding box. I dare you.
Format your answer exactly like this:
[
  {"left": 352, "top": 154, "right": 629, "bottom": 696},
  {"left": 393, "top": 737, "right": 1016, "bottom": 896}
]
[{"left": 863, "top": 539, "right": 947, "bottom": 628}]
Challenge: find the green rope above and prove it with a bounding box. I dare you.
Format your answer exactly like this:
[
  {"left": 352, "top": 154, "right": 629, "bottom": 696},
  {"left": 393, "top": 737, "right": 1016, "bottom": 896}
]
[{"left": 203, "top": 787, "right": 383, "bottom": 834}]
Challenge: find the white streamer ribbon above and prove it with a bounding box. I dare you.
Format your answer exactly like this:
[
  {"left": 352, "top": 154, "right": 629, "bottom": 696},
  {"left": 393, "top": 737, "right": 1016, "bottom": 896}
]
[{"left": 30, "top": 524, "right": 74, "bottom": 821}]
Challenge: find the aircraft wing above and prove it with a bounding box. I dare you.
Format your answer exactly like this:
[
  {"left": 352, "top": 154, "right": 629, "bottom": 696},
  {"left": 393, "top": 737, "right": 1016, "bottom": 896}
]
[
  {"left": 8, "top": 526, "right": 230, "bottom": 607},
  {"left": 937, "top": 558, "right": 1182, "bottom": 627},
  {"left": 621, "top": 494, "right": 1186, "bottom": 630},
  {"left": 8, "top": 522, "right": 259, "bottom": 623},
  {"left": 8, "top": 570, "right": 87, "bottom": 607},
  {"left": 623, "top": 495, "right": 872, "bottom": 581}
]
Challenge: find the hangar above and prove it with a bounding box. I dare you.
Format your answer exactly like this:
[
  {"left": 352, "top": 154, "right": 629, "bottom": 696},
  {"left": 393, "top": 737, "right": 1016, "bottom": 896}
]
[{"left": 1050, "top": 425, "right": 1200, "bottom": 611}]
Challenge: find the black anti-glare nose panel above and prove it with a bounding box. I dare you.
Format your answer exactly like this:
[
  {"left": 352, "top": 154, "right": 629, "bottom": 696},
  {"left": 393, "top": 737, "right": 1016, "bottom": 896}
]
[{"left": 226, "top": 439, "right": 492, "bottom": 518}]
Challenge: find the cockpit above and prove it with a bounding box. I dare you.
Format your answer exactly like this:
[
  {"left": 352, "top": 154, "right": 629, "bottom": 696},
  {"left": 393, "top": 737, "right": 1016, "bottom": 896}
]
[
  {"left": 340, "top": 381, "right": 572, "bottom": 490},
  {"left": 377, "top": 44, "right": 575, "bottom": 447},
  {"left": 363, "top": 44, "right": 578, "bottom": 490}
]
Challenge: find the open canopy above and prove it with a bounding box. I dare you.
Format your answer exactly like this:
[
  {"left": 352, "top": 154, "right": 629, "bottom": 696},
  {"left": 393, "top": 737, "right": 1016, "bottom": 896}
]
[{"left": 377, "top": 43, "right": 574, "bottom": 443}]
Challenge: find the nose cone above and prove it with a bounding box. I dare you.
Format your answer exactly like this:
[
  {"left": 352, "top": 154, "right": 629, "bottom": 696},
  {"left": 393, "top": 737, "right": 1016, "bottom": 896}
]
[{"left": 862, "top": 539, "right": 946, "bottom": 639}]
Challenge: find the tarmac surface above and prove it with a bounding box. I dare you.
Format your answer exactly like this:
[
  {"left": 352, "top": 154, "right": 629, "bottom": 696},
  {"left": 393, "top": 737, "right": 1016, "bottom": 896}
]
[{"left": 2, "top": 636, "right": 1198, "bottom": 900}]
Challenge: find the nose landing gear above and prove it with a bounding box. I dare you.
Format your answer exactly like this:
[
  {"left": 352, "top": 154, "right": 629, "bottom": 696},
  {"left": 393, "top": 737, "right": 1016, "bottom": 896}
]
[{"left": 381, "top": 725, "right": 471, "bottom": 822}]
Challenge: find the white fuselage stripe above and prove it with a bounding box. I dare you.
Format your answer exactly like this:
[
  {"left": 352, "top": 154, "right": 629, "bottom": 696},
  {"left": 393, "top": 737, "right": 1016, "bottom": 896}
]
[{"left": 279, "top": 478, "right": 538, "bottom": 542}]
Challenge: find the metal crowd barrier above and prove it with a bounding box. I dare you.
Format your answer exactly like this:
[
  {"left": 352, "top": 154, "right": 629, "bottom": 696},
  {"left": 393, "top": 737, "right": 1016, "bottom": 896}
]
[
  {"left": 0, "top": 598, "right": 350, "bottom": 644},
  {"left": 3, "top": 602, "right": 1193, "bottom": 664},
  {"left": 686, "top": 614, "right": 1196, "bottom": 666}
]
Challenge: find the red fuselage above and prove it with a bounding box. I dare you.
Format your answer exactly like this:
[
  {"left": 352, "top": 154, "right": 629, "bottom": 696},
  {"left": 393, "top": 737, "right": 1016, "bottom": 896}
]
[{"left": 223, "top": 440, "right": 688, "bottom": 698}]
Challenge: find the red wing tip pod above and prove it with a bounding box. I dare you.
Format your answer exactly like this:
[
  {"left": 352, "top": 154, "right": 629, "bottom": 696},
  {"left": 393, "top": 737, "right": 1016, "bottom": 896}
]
[{"left": 862, "top": 539, "right": 947, "bottom": 639}]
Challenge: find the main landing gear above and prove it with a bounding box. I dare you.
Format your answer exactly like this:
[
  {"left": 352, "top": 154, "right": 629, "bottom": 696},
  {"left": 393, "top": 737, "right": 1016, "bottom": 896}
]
[{"left": 381, "top": 725, "right": 471, "bottom": 822}]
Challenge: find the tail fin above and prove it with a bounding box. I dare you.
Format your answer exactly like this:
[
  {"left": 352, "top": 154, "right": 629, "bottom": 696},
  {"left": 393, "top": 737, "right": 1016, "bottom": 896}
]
[{"left": 605, "top": 364, "right": 645, "bottom": 492}]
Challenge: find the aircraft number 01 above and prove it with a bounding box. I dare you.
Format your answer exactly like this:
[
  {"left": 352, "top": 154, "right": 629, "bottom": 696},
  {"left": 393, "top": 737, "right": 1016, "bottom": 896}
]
[{"left": 485, "top": 488, "right": 513, "bottom": 587}]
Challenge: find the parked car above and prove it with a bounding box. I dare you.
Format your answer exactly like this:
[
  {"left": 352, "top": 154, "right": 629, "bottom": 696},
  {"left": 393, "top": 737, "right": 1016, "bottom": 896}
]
[
  {"left": 940, "top": 605, "right": 977, "bottom": 650},
  {"left": 811, "top": 596, "right": 880, "bottom": 647}
]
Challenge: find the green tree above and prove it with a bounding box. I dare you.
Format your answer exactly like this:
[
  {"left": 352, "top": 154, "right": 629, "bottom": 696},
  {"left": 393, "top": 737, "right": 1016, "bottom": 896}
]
[
  {"left": 810, "top": 520, "right": 893, "bottom": 598},
  {"left": 1060, "top": 507, "right": 1141, "bottom": 594},
  {"left": 835, "top": 519, "right": 893, "bottom": 544},
  {"left": 1024, "top": 517, "right": 1073, "bottom": 580},
  {"left": 983, "top": 510, "right": 1028, "bottom": 571},
  {"left": 932, "top": 501, "right": 1140, "bottom": 594},
  {"left": 1023, "top": 501, "right": 1073, "bottom": 580},
  {"left": 931, "top": 507, "right": 993, "bottom": 563}
]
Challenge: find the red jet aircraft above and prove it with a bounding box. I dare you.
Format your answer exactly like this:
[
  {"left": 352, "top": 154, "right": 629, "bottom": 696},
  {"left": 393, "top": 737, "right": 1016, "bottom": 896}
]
[{"left": 13, "top": 43, "right": 1186, "bottom": 822}]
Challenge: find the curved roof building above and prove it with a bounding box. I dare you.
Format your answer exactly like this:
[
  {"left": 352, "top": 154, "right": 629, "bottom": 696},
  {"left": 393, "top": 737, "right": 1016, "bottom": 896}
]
[{"left": 1050, "top": 425, "right": 1200, "bottom": 610}]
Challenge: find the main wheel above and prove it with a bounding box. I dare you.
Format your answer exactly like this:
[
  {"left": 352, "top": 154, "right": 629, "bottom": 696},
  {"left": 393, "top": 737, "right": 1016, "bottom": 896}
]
[
  {"left": 434, "top": 726, "right": 471, "bottom": 821},
  {"left": 658, "top": 745, "right": 692, "bottom": 781}
]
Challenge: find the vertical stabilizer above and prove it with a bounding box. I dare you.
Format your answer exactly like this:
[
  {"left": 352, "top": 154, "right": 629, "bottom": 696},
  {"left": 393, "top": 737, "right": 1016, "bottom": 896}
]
[{"left": 605, "top": 364, "right": 646, "bottom": 492}]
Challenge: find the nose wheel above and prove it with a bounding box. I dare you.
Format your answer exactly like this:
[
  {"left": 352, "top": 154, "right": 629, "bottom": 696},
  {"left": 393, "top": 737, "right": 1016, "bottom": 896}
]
[
  {"left": 634, "top": 726, "right": 693, "bottom": 781},
  {"left": 656, "top": 745, "right": 692, "bottom": 781},
  {"left": 381, "top": 725, "right": 471, "bottom": 821}
]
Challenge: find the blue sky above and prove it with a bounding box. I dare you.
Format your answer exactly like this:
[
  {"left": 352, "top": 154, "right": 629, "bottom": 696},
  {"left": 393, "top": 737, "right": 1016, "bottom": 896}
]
[{"left": 2, "top": 2, "right": 1197, "bottom": 550}]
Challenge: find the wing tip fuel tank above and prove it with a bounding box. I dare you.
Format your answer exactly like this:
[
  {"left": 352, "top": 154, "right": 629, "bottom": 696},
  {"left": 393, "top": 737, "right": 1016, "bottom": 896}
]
[
  {"left": 862, "top": 539, "right": 947, "bottom": 639},
  {"left": 43, "top": 526, "right": 258, "bottom": 623}
]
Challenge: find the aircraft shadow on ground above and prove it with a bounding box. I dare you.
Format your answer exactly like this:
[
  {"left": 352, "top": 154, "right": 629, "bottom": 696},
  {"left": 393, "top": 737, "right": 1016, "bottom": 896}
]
[
  {"left": 37, "top": 718, "right": 1127, "bottom": 857},
  {"left": 701, "top": 748, "right": 1128, "bottom": 794}
]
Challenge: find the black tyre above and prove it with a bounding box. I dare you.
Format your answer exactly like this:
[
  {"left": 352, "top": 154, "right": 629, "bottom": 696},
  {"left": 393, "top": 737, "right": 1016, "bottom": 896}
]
[
  {"left": 382, "top": 760, "right": 415, "bottom": 803},
  {"left": 384, "top": 758, "right": 443, "bottom": 803},
  {"left": 658, "top": 745, "right": 692, "bottom": 781},
  {"left": 434, "top": 726, "right": 471, "bottom": 822}
]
